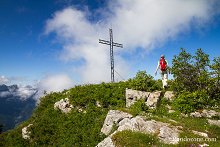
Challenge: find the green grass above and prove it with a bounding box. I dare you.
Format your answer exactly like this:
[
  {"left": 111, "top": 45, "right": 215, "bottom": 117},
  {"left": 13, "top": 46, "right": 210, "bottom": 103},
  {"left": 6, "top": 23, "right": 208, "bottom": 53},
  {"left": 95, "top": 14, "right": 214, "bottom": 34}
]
[
  {"left": 178, "top": 129, "right": 220, "bottom": 147},
  {"left": 111, "top": 130, "right": 162, "bottom": 147}
]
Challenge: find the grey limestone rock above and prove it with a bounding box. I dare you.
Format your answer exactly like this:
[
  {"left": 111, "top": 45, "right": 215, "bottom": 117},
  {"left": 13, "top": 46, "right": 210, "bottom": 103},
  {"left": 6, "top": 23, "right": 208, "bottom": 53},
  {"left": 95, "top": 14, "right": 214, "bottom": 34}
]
[
  {"left": 207, "top": 119, "right": 220, "bottom": 127},
  {"left": 98, "top": 110, "right": 181, "bottom": 145},
  {"left": 22, "top": 124, "right": 33, "bottom": 140},
  {"left": 101, "top": 110, "right": 132, "bottom": 135},
  {"left": 126, "top": 89, "right": 165, "bottom": 109},
  {"left": 54, "top": 98, "right": 73, "bottom": 113},
  {"left": 164, "top": 91, "right": 175, "bottom": 101},
  {"left": 125, "top": 88, "right": 150, "bottom": 107},
  {"left": 190, "top": 110, "right": 220, "bottom": 118},
  {"left": 96, "top": 137, "right": 115, "bottom": 147},
  {"left": 145, "top": 91, "right": 161, "bottom": 109},
  {"left": 192, "top": 130, "right": 208, "bottom": 138}
]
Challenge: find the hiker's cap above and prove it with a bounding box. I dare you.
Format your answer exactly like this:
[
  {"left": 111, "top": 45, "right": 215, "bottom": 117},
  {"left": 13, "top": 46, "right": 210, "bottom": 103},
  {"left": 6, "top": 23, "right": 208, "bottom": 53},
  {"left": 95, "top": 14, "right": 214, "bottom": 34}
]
[{"left": 161, "top": 54, "right": 165, "bottom": 58}]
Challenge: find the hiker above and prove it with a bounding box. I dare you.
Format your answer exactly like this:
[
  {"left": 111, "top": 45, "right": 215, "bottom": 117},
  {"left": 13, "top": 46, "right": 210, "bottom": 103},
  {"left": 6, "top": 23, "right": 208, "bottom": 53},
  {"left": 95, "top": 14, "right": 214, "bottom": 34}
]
[{"left": 155, "top": 55, "right": 169, "bottom": 88}]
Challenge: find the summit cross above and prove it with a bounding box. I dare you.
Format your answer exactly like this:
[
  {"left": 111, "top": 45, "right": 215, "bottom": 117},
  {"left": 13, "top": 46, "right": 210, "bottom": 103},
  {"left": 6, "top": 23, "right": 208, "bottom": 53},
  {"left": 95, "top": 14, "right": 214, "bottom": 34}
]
[{"left": 99, "top": 28, "right": 123, "bottom": 82}]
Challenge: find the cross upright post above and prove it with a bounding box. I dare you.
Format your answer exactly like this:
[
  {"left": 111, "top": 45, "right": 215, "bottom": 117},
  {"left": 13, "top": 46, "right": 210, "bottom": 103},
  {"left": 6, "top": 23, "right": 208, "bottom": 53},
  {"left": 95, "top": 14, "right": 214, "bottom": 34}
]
[{"left": 99, "top": 28, "right": 123, "bottom": 82}]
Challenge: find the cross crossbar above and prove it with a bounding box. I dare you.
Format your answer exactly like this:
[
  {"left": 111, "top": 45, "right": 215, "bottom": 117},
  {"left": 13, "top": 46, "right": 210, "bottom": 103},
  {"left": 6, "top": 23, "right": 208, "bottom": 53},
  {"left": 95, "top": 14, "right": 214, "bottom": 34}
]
[{"left": 99, "top": 39, "right": 123, "bottom": 48}]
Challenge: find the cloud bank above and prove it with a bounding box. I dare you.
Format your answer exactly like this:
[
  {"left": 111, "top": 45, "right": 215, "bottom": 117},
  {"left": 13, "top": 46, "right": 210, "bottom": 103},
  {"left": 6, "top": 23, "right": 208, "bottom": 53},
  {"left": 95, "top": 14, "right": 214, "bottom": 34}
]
[
  {"left": 37, "top": 74, "right": 74, "bottom": 93},
  {"left": 0, "top": 74, "right": 74, "bottom": 101},
  {"left": 32, "top": 74, "right": 74, "bottom": 100},
  {"left": 45, "top": 0, "right": 219, "bottom": 83},
  {"left": 0, "top": 76, "right": 10, "bottom": 85},
  {"left": 0, "top": 84, "right": 37, "bottom": 101}
]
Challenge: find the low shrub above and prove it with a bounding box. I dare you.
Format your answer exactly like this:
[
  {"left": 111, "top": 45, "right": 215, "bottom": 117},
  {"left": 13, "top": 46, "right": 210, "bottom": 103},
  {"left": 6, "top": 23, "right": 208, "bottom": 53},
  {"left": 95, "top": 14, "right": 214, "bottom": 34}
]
[
  {"left": 128, "top": 100, "right": 148, "bottom": 116},
  {"left": 128, "top": 71, "right": 162, "bottom": 92},
  {"left": 172, "top": 90, "right": 209, "bottom": 114}
]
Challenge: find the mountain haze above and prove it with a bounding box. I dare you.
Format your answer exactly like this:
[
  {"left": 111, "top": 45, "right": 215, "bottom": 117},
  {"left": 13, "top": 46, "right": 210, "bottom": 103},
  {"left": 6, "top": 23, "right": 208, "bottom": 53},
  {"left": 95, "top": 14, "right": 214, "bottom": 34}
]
[{"left": 0, "top": 84, "right": 37, "bottom": 132}]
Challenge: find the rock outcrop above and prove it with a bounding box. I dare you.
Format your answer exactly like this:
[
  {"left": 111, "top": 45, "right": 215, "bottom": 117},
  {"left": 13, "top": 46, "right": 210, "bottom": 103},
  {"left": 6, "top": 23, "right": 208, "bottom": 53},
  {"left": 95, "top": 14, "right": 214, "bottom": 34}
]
[
  {"left": 96, "top": 101, "right": 102, "bottom": 107},
  {"left": 98, "top": 110, "right": 182, "bottom": 146},
  {"left": 190, "top": 110, "right": 220, "bottom": 118},
  {"left": 145, "top": 91, "right": 161, "bottom": 109},
  {"left": 96, "top": 137, "right": 115, "bottom": 147},
  {"left": 22, "top": 124, "right": 33, "bottom": 140},
  {"left": 125, "top": 89, "right": 162, "bottom": 109},
  {"left": 54, "top": 98, "right": 73, "bottom": 113},
  {"left": 101, "top": 110, "right": 132, "bottom": 135},
  {"left": 192, "top": 130, "right": 208, "bottom": 138},
  {"left": 125, "top": 89, "right": 150, "bottom": 107},
  {"left": 116, "top": 116, "right": 180, "bottom": 144},
  {"left": 164, "top": 91, "right": 175, "bottom": 101},
  {"left": 207, "top": 119, "right": 220, "bottom": 127}
]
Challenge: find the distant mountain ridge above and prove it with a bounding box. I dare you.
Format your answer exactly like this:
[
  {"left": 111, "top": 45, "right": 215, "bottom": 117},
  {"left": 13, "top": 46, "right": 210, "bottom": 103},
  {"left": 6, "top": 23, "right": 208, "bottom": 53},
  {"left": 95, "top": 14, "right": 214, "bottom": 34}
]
[{"left": 0, "top": 84, "right": 37, "bottom": 132}]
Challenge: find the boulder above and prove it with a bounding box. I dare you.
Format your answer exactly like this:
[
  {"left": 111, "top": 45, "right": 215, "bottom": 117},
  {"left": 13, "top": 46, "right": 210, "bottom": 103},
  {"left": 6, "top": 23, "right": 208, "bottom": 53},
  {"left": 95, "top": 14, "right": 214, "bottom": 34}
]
[
  {"left": 54, "top": 98, "right": 73, "bottom": 113},
  {"left": 168, "top": 110, "right": 175, "bottom": 113},
  {"left": 180, "top": 113, "right": 189, "bottom": 117},
  {"left": 207, "top": 119, "right": 220, "bottom": 127},
  {"left": 192, "top": 130, "right": 208, "bottom": 138},
  {"left": 190, "top": 111, "right": 202, "bottom": 118},
  {"left": 190, "top": 110, "right": 220, "bottom": 118},
  {"left": 96, "top": 137, "right": 115, "bottom": 147},
  {"left": 22, "top": 124, "right": 33, "bottom": 140},
  {"left": 101, "top": 110, "right": 132, "bottom": 135},
  {"left": 127, "top": 117, "right": 180, "bottom": 144},
  {"left": 99, "top": 110, "right": 181, "bottom": 145},
  {"left": 125, "top": 89, "right": 150, "bottom": 107},
  {"left": 166, "top": 104, "right": 172, "bottom": 110},
  {"left": 201, "top": 110, "right": 220, "bottom": 118},
  {"left": 125, "top": 89, "right": 163, "bottom": 109},
  {"left": 164, "top": 91, "right": 175, "bottom": 101},
  {"left": 78, "top": 108, "right": 83, "bottom": 112},
  {"left": 159, "top": 126, "right": 180, "bottom": 144},
  {"left": 96, "top": 101, "right": 102, "bottom": 107},
  {"left": 145, "top": 91, "right": 161, "bottom": 109}
]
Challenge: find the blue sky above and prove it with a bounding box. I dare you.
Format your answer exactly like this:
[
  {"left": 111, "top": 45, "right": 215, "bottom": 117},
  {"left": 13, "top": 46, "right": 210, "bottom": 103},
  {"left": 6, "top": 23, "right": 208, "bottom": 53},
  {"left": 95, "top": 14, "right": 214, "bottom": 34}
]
[{"left": 0, "top": 0, "right": 220, "bottom": 91}]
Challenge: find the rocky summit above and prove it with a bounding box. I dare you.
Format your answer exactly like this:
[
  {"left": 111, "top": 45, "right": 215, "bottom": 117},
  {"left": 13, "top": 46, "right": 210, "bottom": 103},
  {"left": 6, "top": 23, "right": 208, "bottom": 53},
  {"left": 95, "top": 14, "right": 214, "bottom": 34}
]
[{"left": 0, "top": 80, "right": 219, "bottom": 147}]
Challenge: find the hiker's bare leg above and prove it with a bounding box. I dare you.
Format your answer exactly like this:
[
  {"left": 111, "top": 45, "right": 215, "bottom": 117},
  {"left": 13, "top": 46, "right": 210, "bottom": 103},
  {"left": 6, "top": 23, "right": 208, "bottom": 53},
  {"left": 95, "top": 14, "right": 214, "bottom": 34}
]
[
  {"left": 163, "top": 73, "right": 168, "bottom": 88},
  {"left": 161, "top": 71, "right": 165, "bottom": 88},
  {"left": 161, "top": 71, "right": 168, "bottom": 89}
]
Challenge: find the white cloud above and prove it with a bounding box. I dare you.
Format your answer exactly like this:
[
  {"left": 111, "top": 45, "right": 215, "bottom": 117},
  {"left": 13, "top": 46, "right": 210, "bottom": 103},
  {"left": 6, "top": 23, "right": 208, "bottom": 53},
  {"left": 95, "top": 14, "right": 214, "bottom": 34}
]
[
  {"left": 0, "top": 84, "right": 37, "bottom": 101},
  {"left": 45, "top": 0, "right": 218, "bottom": 83},
  {"left": 109, "top": 0, "right": 213, "bottom": 49},
  {"left": 14, "top": 85, "right": 37, "bottom": 100},
  {"left": 0, "top": 91, "right": 11, "bottom": 97},
  {"left": 0, "top": 76, "right": 10, "bottom": 85},
  {"left": 45, "top": 8, "right": 115, "bottom": 83},
  {"left": 37, "top": 74, "right": 74, "bottom": 93},
  {"left": 0, "top": 74, "right": 74, "bottom": 101},
  {"left": 33, "top": 74, "right": 74, "bottom": 101}
]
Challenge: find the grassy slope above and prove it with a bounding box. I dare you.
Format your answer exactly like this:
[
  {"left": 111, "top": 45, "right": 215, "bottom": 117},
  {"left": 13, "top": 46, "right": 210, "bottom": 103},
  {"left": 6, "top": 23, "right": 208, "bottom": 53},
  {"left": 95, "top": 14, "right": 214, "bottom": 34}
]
[
  {"left": 0, "top": 81, "right": 219, "bottom": 147},
  {"left": 0, "top": 82, "right": 127, "bottom": 146}
]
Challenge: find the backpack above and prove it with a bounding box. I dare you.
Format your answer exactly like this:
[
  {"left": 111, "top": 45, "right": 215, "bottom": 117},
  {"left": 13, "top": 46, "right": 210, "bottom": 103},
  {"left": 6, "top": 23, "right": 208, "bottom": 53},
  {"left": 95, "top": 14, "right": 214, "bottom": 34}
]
[{"left": 160, "top": 58, "right": 167, "bottom": 71}]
